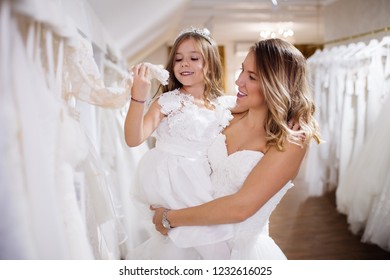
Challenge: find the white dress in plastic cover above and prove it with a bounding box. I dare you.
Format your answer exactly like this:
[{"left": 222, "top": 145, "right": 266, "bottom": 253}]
[
  {"left": 127, "top": 90, "right": 235, "bottom": 260},
  {"left": 209, "top": 134, "right": 293, "bottom": 259}
]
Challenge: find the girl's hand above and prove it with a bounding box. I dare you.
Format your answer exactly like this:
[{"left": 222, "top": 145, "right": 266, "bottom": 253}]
[
  {"left": 151, "top": 206, "right": 169, "bottom": 236},
  {"left": 130, "top": 63, "right": 151, "bottom": 102}
]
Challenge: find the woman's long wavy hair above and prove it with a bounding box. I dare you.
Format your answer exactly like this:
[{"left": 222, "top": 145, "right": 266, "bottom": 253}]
[
  {"left": 161, "top": 30, "right": 225, "bottom": 104},
  {"left": 251, "top": 38, "right": 321, "bottom": 150}
]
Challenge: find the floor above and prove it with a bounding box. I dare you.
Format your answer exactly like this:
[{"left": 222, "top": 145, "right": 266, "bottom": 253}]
[{"left": 269, "top": 180, "right": 390, "bottom": 260}]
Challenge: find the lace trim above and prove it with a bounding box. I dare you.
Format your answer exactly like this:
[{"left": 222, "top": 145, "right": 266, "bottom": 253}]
[
  {"left": 158, "top": 89, "right": 192, "bottom": 115},
  {"left": 156, "top": 90, "right": 233, "bottom": 142}
]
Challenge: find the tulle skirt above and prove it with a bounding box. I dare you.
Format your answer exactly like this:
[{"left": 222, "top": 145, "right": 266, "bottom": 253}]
[{"left": 127, "top": 147, "right": 233, "bottom": 259}]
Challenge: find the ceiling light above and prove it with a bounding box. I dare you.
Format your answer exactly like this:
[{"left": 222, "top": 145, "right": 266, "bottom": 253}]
[
  {"left": 260, "top": 28, "right": 294, "bottom": 39},
  {"left": 259, "top": 22, "right": 294, "bottom": 40}
]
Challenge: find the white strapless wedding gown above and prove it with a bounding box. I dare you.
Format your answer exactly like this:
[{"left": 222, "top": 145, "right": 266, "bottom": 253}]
[{"left": 209, "top": 134, "right": 293, "bottom": 259}]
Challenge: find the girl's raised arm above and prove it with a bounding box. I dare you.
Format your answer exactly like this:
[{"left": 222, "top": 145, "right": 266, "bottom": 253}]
[{"left": 124, "top": 64, "right": 164, "bottom": 147}]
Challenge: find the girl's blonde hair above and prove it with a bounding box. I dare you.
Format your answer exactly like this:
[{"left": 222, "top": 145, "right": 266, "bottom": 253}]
[
  {"left": 162, "top": 29, "right": 225, "bottom": 102},
  {"left": 250, "top": 38, "right": 320, "bottom": 150}
]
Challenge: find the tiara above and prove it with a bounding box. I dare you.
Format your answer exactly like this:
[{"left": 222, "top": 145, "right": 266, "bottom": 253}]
[{"left": 178, "top": 27, "right": 213, "bottom": 43}]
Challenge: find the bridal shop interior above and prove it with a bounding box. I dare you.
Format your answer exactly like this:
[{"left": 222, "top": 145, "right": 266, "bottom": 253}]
[{"left": 1, "top": 0, "right": 390, "bottom": 260}]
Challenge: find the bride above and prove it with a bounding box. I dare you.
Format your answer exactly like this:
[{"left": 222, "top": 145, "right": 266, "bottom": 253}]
[{"left": 152, "top": 38, "right": 321, "bottom": 259}]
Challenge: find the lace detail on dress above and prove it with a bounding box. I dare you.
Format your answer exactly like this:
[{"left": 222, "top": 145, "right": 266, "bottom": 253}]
[
  {"left": 208, "top": 134, "right": 293, "bottom": 233},
  {"left": 214, "top": 100, "right": 234, "bottom": 129},
  {"left": 209, "top": 134, "right": 293, "bottom": 196},
  {"left": 63, "top": 33, "right": 169, "bottom": 109},
  {"left": 211, "top": 150, "right": 262, "bottom": 198},
  {"left": 158, "top": 89, "right": 192, "bottom": 115},
  {"left": 63, "top": 33, "right": 130, "bottom": 108},
  {"left": 156, "top": 90, "right": 233, "bottom": 142}
]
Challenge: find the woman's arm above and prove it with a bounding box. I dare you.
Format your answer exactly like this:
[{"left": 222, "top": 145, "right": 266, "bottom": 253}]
[
  {"left": 152, "top": 140, "right": 307, "bottom": 233},
  {"left": 124, "top": 64, "right": 164, "bottom": 147}
]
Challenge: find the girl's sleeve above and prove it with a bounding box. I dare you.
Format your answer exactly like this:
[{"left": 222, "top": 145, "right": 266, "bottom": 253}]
[
  {"left": 217, "top": 95, "right": 237, "bottom": 110},
  {"left": 157, "top": 91, "right": 183, "bottom": 115}
]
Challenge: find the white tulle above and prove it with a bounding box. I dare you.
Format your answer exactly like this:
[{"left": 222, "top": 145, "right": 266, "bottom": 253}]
[{"left": 127, "top": 90, "right": 235, "bottom": 260}]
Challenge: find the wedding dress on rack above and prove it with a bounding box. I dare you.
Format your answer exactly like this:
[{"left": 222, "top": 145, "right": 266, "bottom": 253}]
[
  {"left": 0, "top": 2, "right": 34, "bottom": 259},
  {"left": 63, "top": 32, "right": 169, "bottom": 109},
  {"left": 362, "top": 171, "right": 390, "bottom": 251},
  {"left": 302, "top": 36, "right": 390, "bottom": 250},
  {"left": 97, "top": 58, "right": 152, "bottom": 252},
  {"left": 0, "top": 0, "right": 169, "bottom": 259},
  {"left": 0, "top": 4, "right": 69, "bottom": 259},
  {"left": 336, "top": 92, "right": 390, "bottom": 249},
  {"left": 336, "top": 38, "right": 390, "bottom": 250},
  {"left": 303, "top": 37, "right": 390, "bottom": 195},
  {"left": 62, "top": 32, "right": 170, "bottom": 258},
  {"left": 298, "top": 49, "right": 331, "bottom": 195},
  {"left": 98, "top": 107, "right": 151, "bottom": 252}
]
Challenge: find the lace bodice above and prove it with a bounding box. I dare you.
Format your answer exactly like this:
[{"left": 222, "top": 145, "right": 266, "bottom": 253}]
[
  {"left": 208, "top": 134, "right": 293, "bottom": 235},
  {"left": 152, "top": 90, "right": 233, "bottom": 158}
]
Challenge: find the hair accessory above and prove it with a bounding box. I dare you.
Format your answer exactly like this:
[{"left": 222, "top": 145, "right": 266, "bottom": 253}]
[{"left": 178, "top": 26, "right": 213, "bottom": 43}]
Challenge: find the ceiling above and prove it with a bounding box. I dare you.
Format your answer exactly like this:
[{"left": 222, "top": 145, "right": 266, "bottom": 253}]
[
  {"left": 87, "top": 0, "right": 340, "bottom": 62},
  {"left": 174, "top": 0, "right": 336, "bottom": 44}
]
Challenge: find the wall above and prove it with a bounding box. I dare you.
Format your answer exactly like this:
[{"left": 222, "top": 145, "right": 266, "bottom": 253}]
[{"left": 324, "top": 0, "right": 390, "bottom": 45}]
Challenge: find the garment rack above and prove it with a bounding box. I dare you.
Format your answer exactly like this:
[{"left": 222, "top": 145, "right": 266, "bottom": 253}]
[{"left": 324, "top": 26, "right": 390, "bottom": 46}]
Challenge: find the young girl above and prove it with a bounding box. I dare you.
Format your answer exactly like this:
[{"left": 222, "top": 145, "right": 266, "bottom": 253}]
[{"left": 124, "top": 28, "right": 235, "bottom": 259}]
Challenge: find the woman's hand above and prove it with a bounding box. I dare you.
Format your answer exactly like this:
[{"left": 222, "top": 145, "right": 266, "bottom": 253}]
[
  {"left": 151, "top": 206, "right": 169, "bottom": 236},
  {"left": 288, "top": 120, "right": 300, "bottom": 131},
  {"left": 288, "top": 119, "right": 306, "bottom": 143}
]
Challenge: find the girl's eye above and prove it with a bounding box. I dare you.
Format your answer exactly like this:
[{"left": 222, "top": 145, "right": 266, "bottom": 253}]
[
  {"left": 191, "top": 57, "right": 199, "bottom": 61},
  {"left": 175, "top": 58, "right": 182, "bottom": 62},
  {"left": 249, "top": 75, "right": 256, "bottom": 80}
]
